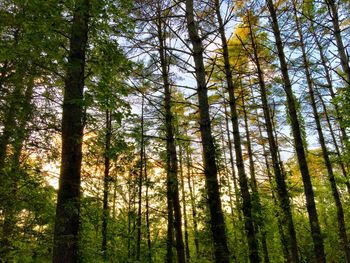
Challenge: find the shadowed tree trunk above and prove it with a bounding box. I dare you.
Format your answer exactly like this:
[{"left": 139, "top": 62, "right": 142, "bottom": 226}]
[
  {"left": 185, "top": 0, "right": 230, "bottom": 262},
  {"left": 102, "top": 109, "right": 112, "bottom": 260},
  {"left": 136, "top": 97, "right": 144, "bottom": 261},
  {"left": 52, "top": 0, "right": 90, "bottom": 262},
  {"left": 156, "top": 4, "right": 185, "bottom": 262}
]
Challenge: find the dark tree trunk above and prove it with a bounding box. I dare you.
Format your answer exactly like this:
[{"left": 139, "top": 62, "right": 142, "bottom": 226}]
[
  {"left": 246, "top": 12, "right": 299, "bottom": 263},
  {"left": 179, "top": 146, "right": 191, "bottom": 261},
  {"left": 266, "top": 1, "right": 326, "bottom": 262},
  {"left": 136, "top": 97, "right": 144, "bottom": 261},
  {"left": 185, "top": 147, "right": 199, "bottom": 257},
  {"left": 292, "top": 3, "right": 350, "bottom": 260},
  {"left": 102, "top": 109, "right": 112, "bottom": 259},
  {"left": 325, "top": 0, "right": 350, "bottom": 85},
  {"left": 241, "top": 91, "right": 269, "bottom": 263},
  {"left": 1, "top": 74, "right": 34, "bottom": 260},
  {"left": 155, "top": 5, "right": 185, "bottom": 262},
  {"left": 144, "top": 149, "right": 152, "bottom": 262},
  {"left": 317, "top": 91, "right": 350, "bottom": 194},
  {"left": 185, "top": 0, "right": 230, "bottom": 262},
  {"left": 52, "top": 1, "right": 90, "bottom": 262},
  {"left": 213, "top": 1, "right": 258, "bottom": 261},
  {"left": 255, "top": 109, "right": 290, "bottom": 261}
]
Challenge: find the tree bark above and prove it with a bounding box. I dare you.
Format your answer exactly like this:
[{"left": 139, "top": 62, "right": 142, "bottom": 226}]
[
  {"left": 136, "top": 97, "right": 144, "bottom": 261},
  {"left": 156, "top": 5, "right": 186, "bottom": 262},
  {"left": 52, "top": 1, "right": 90, "bottom": 261},
  {"left": 102, "top": 109, "right": 111, "bottom": 260},
  {"left": 292, "top": 2, "right": 350, "bottom": 260},
  {"left": 246, "top": 11, "right": 299, "bottom": 263},
  {"left": 266, "top": 1, "right": 326, "bottom": 261},
  {"left": 213, "top": 1, "right": 259, "bottom": 261},
  {"left": 185, "top": 1, "right": 230, "bottom": 261}
]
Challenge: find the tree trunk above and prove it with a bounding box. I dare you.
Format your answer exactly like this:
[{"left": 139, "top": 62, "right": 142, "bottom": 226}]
[
  {"left": 266, "top": 1, "right": 326, "bottom": 261},
  {"left": 185, "top": 147, "right": 200, "bottom": 257},
  {"left": 309, "top": 19, "right": 349, "bottom": 146},
  {"left": 317, "top": 90, "right": 350, "bottom": 194},
  {"left": 102, "top": 109, "right": 111, "bottom": 259},
  {"left": 155, "top": 5, "right": 186, "bottom": 262},
  {"left": 179, "top": 146, "right": 190, "bottom": 261},
  {"left": 144, "top": 148, "right": 152, "bottom": 262},
  {"left": 325, "top": 0, "right": 350, "bottom": 85},
  {"left": 292, "top": 3, "right": 350, "bottom": 260},
  {"left": 185, "top": 1, "right": 230, "bottom": 262},
  {"left": 241, "top": 90, "right": 269, "bottom": 263},
  {"left": 213, "top": 1, "right": 258, "bottom": 261},
  {"left": 136, "top": 97, "right": 144, "bottom": 261},
  {"left": 52, "top": 1, "right": 90, "bottom": 261},
  {"left": 246, "top": 11, "right": 299, "bottom": 263}
]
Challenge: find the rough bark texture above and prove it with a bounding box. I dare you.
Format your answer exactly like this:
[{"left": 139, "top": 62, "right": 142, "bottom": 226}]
[
  {"left": 185, "top": 0, "right": 230, "bottom": 262},
  {"left": 52, "top": 1, "right": 90, "bottom": 261},
  {"left": 266, "top": 1, "right": 326, "bottom": 262}
]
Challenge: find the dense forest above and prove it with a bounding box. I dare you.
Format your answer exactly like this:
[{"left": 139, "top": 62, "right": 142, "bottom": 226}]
[{"left": 0, "top": 0, "right": 350, "bottom": 262}]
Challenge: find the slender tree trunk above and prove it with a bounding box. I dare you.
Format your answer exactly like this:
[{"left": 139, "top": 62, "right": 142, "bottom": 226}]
[
  {"left": 214, "top": 1, "right": 258, "bottom": 261},
  {"left": 241, "top": 90, "right": 269, "bottom": 263},
  {"left": 309, "top": 20, "right": 349, "bottom": 145},
  {"left": 102, "top": 109, "right": 111, "bottom": 259},
  {"left": 246, "top": 12, "right": 299, "bottom": 263},
  {"left": 223, "top": 96, "right": 242, "bottom": 221},
  {"left": 325, "top": 0, "right": 350, "bottom": 85},
  {"left": 144, "top": 148, "right": 152, "bottom": 262},
  {"left": 185, "top": 147, "right": 199, "bottom": 257},
  {"left": 293, "top": 3, "right": 350, "bottom": 260},
  {"left": 52, "top": 1, "right": 90, "bottom": 261},
  {"left": 179, "top": 146, "right": 190, "bottom": 261},
  {"left": 136, "top": 97, "right": 144, "bottom": 261},
  {"left": 185, "top": 1, "right": 230, "bottom": 261},
  {"left": 155, "top": 5, "right": 185, "bottom": 262},
  {"left": 266, "top": 1, "right": 326, "bottom": 261},
  {"left": 317, "top": 90, "right": 350, "bottom": 193},
  {"left": 255, "top": 110, "right": 290, "bottom": 261},
  {"left": 1, "top": 74, "right": 34, "bottom": 260}
]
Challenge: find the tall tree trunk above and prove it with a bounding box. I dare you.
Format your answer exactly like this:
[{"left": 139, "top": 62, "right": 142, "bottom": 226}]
[
  {"left": 246, "top": 12, "right": 299, "bottom": 263},
  {"left": 1, "top": 74, "right": 34, "bottom": 260},
  {"left": 255, "top": 109, "right": 290, "bottom": 261},
  {"left": 102, "top": 109, "right": 111, "bottom": 259},
  {"left": 136, "top": 97, "right": 144, "bottom": 261},
  {"left": 213, "top": 1, "right": 258, "bottom": 261},
  {"left": 223, "top": 96, "right": 242, "bottom": 221},
  {"left": 156, "top": 5, "right": 185, "bottom": 262},
  {"left": 241, "top": 90, "right": 269, "bottom": 263},
  {"left": 266, "top": 1, "right": 326, "bottom": 261},
  {"left": 185, "top": 147, "right": 199, "bottom": 257},
  {"left": 317, "top": 90, "right": 350, "bottom": 193},
  {"left": 52, "top": 1, "right": 90, "bottom": 261},
  {"left": 292, "top": 3, "right": 350, "bottom": 260},
  {"left": 185, "top": 1, "right": 230, "bottom": 261},
  {"left": 325, "top": 0, "right": 350, "bottom": 85},
  {"left": 144, "top": 147, "right": 152, "bottom": 262},
  {"left": 179, "top": 146, "right": 190, "bottom": 261}
]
